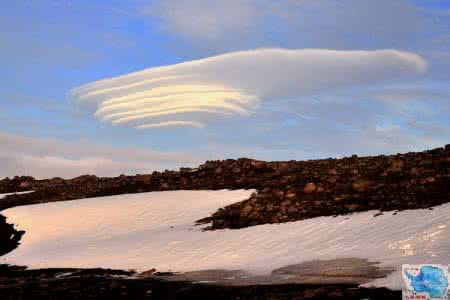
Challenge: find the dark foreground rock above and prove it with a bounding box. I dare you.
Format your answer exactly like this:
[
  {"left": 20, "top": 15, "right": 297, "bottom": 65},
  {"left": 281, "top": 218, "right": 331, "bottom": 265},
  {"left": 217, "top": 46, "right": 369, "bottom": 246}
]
[
  {"left": 0, "top": 265, "right": 400, "bottom": 300},
  {"left": 2, "top": 145, "right": 450, "bottom": 229},
  {"left": 0, "top": 215, "right": 24, "bottom": 257}
]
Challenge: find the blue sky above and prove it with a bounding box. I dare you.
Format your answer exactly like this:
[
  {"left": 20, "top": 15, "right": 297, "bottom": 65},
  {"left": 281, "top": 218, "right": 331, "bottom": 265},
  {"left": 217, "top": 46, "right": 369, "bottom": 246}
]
[{"left": 1, "top": 0, "right": 450, "bottom": 178}]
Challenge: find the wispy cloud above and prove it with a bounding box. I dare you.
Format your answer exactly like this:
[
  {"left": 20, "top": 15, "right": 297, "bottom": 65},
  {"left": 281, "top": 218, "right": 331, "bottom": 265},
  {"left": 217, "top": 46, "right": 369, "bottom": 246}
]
[
  {"left": 0, "top": 132, "right": 197, "bottom": 179},
  {"left": 145, "top": 0, "right": 433, "bottom": 54},
  {"left": 146, "top": 0, "right": 257, "bottom": 42},
  {"left": 72, "top": 48, "right": 426, "bottom": 129}
]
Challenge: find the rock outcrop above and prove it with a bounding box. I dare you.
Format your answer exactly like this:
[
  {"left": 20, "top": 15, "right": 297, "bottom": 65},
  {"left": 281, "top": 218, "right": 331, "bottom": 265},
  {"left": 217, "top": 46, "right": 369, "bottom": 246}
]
[
  {"left": 0, "top": 215, "right": 24, "bottom": 256},
  {"left": 1, "top": 145, "right": 450, "bottom": 230}
]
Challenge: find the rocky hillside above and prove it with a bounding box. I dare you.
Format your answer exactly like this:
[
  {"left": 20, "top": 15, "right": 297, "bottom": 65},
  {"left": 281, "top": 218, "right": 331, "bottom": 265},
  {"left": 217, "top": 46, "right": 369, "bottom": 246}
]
[{"left": 1, "top": 145, "right": 450, "bottom": 230}]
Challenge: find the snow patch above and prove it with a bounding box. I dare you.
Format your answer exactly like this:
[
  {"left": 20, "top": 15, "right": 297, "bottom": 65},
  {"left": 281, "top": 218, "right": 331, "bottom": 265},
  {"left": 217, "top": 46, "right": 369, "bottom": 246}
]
[
  {"left": 0, "top": 191, "right": 34, "bottom": 199},
  {"left": 2, "top": 190, "right": 450, "bottom": 290}
]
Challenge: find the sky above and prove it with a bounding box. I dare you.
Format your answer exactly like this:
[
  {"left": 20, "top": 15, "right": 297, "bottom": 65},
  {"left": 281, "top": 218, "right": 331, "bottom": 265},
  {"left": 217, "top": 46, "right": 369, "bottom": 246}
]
[{"left": 1, "top": 0, "right": 450, "bottom": 178}]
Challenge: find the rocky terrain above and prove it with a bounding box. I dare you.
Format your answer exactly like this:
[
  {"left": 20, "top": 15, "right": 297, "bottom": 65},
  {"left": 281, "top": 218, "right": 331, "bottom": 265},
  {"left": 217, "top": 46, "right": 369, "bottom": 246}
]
[
  {"left": 1, "top": 144, "right": 450, "bottom": 229},
  {"left": 0, "top": 264, "right": 400, "bottom": 299},
  {"left": 2, "top": 145, "right": 450, "bottom": 299}
]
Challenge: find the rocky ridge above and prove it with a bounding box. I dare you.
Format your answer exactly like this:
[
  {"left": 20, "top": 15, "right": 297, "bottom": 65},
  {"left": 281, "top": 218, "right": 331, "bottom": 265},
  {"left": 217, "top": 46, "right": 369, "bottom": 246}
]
[{"left": 1, "top": 145, "right": 450, "bottom": 230}]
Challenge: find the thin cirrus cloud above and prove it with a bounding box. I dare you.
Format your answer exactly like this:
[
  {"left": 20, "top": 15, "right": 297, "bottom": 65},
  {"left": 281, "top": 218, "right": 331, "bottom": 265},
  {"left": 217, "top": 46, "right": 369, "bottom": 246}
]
[
  {"left": 71, "top": 48, "right": 427, "bottom": 129},
  {"left": 0, "top": 132, "right": 197, "bottom": 179}
]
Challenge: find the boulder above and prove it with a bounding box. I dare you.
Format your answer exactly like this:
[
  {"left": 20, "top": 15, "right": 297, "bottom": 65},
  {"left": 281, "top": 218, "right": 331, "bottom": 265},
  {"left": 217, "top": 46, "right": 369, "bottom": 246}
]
[
  {"left": 240, "top": 204, "right": 253, "bottom": 217},
  {"left": 387, "top": 159, "right": 404, "bottom": 172},
  {"left": 328, "top": 176, "right": 338, "bottom": 184},
  {"left": 285, "top": 191, "right": 296, "bottom": 199},
  {"left": 327, "top": 169, "right": 338, "bottom": 175},
  {"left": 303, "top": 182, "right": 316, "bottom": 194},
  {"left": 345, "top": 204, "right": 360, "bottom": 211},
  {"left": 287, "top": 207, "right": 298, "bottom": 214},
  {"left": 352, "top": 180, "right": 371, "bottom": 192}
]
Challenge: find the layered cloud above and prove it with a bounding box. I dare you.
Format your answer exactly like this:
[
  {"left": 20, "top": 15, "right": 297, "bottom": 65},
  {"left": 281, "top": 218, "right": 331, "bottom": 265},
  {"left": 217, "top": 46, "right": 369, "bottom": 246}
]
[
  {"left": 0, "top": 132, "right": 197, "bottom": 179},
  {"left": 72, "top": 48, "right": 426, "bottom": 129}
]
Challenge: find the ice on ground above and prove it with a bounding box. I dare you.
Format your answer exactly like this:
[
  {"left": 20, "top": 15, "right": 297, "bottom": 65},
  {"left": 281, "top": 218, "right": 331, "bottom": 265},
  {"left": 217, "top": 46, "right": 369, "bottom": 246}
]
[
  {"left": 2, "top": 189, "right": 450, "bottom": 290},
  {"left": 0, "top": 191, "right": 34, "bottom": 199}
]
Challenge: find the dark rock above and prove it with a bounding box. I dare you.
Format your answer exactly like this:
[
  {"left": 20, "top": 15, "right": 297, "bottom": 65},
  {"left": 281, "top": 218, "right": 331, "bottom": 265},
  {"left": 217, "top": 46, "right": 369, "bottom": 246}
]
[
  {"left": 327, "top": 169, "right": 338, "bottom": 175},
  {"left": 0, "top": 215, "right": 24, "bottom": 256}
]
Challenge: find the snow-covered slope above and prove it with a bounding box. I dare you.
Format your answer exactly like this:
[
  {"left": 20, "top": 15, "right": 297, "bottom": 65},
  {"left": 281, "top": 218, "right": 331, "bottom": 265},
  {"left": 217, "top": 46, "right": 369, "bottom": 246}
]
[{"left": 1, "top": 190, "right": 449, "bottom": 290}]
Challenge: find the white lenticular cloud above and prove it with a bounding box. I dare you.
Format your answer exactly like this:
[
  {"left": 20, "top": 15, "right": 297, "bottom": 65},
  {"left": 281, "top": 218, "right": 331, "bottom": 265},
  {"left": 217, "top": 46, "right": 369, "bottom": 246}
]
[{"left": 71, "top": 48, "right": 427, "bottom": 129}]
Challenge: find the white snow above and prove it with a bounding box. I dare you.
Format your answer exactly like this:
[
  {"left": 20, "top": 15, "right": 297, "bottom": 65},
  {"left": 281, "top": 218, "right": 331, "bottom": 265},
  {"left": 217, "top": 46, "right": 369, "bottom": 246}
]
[
  {"left": 0, "top": 191, "right": 34, "bottom": 199},
  {"left": 1, "top": 189, "right": 450, "bottom": 290}
]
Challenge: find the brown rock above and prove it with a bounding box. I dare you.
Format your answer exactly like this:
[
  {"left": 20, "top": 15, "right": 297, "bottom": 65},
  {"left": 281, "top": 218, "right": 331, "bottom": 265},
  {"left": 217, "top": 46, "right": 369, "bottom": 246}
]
[
  {"left": 287, "top": 207, "right": 298, "bottom": 214},
  {"left": 280, "top": 200, "right": 291, "bottom": 208},
  {"left": 285, "top": 191, "right": 296, "bottom": 199},
  {"left": 256, "top": 193, "right": 267, "bottom": 199},
  {"left": 275, "top": 190, "right": 285, "bottom": 197},
  {"left": 19, "top": 181, "right": 31, "bottom": 188},
  {"left": 345, "top": 204, "right": 360, "bottom": 211},
  {"left": 248, "top": 212, "right": 260, "bottom": 220},
  {"left": 240, "top": 204, "right": 253, "bottom": 217},
  {"left": 328, "top": 176, "right": 338, "bottom": 184},
  {"left": 141, "top": 268, "right": 157, "bottom": 276},
  {"left": 410, "top": 168, "right": 419, "bottom": 176},
  {"left": 352, "top": 180, "right": 371, "bottom": 192},
  {"left": 387, "top": 159, "right": 404, "bottom": 172},
  {"left": 254, "top": 204, "right": 265, "bottom": 211},
  {"left": 327, "top": 169, "right": 338, "bottom": 175},
  {"left": 334, "top": 194, "right": 350, "bottom": 202},
  {"left": 50, "top": 177, "right": 65, "bottom": 185},
  {"left": 303, "top": 182, "right": 316, "bottom": 193},
  {"left": 232, "top": 167, "right": 241, "bottom": 174},
  {"left": 426, "top": 176, "right": 436, "bottom": 183}
]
